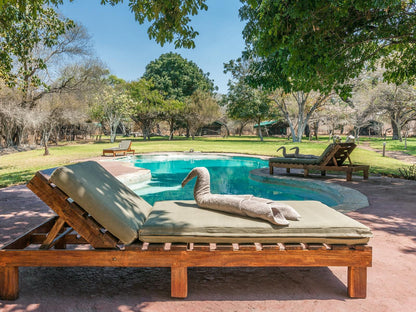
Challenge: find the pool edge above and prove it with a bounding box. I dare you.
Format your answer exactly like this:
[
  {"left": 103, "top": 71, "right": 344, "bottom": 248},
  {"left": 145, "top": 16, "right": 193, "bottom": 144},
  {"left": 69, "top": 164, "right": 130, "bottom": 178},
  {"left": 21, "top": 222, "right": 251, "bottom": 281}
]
[{"left": 249, "top": 168, "right": 369, "bottom": 213}]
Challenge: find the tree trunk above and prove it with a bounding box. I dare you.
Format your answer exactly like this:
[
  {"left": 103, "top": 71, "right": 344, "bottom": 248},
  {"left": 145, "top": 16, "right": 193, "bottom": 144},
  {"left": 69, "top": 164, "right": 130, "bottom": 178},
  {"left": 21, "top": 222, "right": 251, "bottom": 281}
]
[
  {"left": 42, "top": 130, "right": 50, "bottom": 156},
  {"left": 169, "top": 119, "right": 174, "bottom": 140},
  {"left": 313, "top": 121, "right": 319, "bottom": 140},
  {"left": 257, "top": 117, "right": 263, "bottom": 141},
  {"left": 391, "top": 118, "right": 402, "bottom": 141},
  {"left": 44, "top": 142, "right": 50, "bottom": 156},
  {"left": 238, "top": 124, "right": 243, "bottom": 136}
]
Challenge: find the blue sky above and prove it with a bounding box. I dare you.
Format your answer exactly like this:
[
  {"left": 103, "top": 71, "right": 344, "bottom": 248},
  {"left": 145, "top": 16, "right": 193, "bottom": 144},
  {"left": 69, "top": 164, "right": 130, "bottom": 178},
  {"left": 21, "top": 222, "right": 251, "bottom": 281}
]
[{"left": 58, "top": 0, "right": 246, "bottom": 94}]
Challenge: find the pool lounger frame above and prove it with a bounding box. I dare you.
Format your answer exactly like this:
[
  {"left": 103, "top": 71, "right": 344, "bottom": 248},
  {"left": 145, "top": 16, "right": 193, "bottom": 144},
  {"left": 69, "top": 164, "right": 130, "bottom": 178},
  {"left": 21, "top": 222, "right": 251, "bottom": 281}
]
[{"left": 0, "top": 171, "right": 372, "bottom": 300}]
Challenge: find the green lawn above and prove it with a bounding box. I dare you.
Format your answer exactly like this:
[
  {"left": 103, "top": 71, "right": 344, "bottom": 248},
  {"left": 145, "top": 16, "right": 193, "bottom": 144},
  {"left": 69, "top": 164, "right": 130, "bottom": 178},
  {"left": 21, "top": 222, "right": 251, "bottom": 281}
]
[
  {"left": 0, "top": 136, "right": 412, "bottom": 188},
  {"left": 361, "top": 136, "right": 416, "bottom": 156}
]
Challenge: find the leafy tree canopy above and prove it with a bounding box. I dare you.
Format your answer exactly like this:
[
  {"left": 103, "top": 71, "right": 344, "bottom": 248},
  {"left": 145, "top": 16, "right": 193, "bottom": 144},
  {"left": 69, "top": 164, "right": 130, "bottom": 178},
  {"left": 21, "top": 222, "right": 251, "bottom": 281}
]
[
  {"left": 143, "top": 52, "right": 215, "bottom": 101},
  {"left": 0, "top": 3, "right": 75, "bottom": 88},
  {"left": 223, "top": 57, "right": 274, "bottom": 140},
  {"left": 1, "top": 0, "right": 207, "bottom": 48},
  {"left": 240, "top": 0, "right": 416, "bottom": 97}
]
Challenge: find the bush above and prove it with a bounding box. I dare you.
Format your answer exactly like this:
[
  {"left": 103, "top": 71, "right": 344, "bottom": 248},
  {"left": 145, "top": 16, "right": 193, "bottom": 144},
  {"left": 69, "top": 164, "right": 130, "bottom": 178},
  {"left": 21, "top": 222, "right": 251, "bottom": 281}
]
[{"left": 399, "top": 164, "right": 416, "bottom": 180}]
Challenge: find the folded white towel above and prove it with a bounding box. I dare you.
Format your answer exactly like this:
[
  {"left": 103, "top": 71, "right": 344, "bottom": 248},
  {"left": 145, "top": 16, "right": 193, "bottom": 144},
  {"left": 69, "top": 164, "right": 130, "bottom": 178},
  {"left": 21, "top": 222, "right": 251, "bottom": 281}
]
[{"left": 181, "top": 167, "right": 300, "bottom": 225}]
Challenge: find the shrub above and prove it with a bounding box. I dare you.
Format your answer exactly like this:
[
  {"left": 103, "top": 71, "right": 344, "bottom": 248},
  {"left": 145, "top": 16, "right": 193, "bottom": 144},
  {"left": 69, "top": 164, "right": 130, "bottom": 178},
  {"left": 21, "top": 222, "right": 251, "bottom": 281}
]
[{"left": 399, "top": 164, "right": 416, "bottom": 180}]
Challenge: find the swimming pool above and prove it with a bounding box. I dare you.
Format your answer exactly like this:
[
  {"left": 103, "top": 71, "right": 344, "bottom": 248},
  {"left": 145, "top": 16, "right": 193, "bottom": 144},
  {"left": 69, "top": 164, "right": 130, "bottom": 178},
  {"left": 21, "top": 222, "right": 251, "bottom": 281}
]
[{"left": 122, "top": 153, "right": 338, "bottom": 207}]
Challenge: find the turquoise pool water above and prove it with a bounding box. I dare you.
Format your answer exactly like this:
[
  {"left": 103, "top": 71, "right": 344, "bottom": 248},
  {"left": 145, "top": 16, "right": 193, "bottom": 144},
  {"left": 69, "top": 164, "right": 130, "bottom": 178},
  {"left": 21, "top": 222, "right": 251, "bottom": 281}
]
[{"left": 124, "top": 153, "right": 337, "bottom": 207}]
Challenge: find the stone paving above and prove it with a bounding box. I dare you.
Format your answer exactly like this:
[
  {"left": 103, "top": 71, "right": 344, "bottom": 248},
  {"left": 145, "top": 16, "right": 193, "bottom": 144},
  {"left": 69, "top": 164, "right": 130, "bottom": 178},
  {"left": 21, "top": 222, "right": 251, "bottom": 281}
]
[{"left": 0, "top": 159, "right": 416, "bottom": 312}]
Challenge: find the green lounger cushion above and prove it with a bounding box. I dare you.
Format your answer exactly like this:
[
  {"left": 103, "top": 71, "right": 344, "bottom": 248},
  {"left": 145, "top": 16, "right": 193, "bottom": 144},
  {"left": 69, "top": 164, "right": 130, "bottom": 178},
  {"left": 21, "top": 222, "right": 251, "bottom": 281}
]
[
  {"left": 140, "top": 200, "right": 372, "bottom": 244},
  {"left": 50, "top": 161, "right": 152, "bottom": 244},
  {"left": 269, "top": 157, "right": 320, "bottom": 165}
]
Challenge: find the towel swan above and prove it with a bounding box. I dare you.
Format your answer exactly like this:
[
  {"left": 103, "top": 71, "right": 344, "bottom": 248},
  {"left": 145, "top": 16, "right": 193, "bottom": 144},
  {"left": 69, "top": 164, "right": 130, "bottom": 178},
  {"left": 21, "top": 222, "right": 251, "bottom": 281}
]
[
  {"left": 277, "top": 146, "right": 298, "bottom": 158},
  {"left": 181, "top": 167, "right": 300, "bottom": 225},
  {"left": 277, "top": 146, "right": 318, "bottom": 159}
]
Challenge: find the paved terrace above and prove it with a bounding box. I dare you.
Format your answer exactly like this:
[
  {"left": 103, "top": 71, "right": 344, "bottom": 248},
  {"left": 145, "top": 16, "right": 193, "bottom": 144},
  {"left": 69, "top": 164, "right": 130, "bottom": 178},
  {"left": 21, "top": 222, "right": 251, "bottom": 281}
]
[{"left": 0, "top": 160, "right": 415, "bottom": 312}]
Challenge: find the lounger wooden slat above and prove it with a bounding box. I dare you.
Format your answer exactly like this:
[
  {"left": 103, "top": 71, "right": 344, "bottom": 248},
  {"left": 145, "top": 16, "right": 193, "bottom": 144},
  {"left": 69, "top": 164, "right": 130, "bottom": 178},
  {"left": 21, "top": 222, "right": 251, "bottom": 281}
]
[
  {"left": 0, "top": 168, "right": 372, "bottom": 300},
  {"left": 170, "top": 243, "right": 188, "bottom": 251},
  {"left": 39, "top": 217, "right": 66, "bottom": 249},
  {"left": 27, "top": 172, "right": 119, "bottom": 249},
  {"left": 3, "top": 218, "right": 57, "bottom": 250},
  {"left": 193, "top": 243, "right": 210, "bottom": 251}
]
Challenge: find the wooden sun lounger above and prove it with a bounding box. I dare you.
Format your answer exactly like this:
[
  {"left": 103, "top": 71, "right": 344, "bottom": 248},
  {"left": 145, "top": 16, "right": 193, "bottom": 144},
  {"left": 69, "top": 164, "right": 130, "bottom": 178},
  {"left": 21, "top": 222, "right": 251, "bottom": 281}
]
[
  {"left": 269, "top": 143, "right": 370, "bottom": 181},
  {"left": 102, "top": 140, "right": 135, "bottom": 157},
  {"left": 0, "top": 171, "right": 372, "bottom": 300}
]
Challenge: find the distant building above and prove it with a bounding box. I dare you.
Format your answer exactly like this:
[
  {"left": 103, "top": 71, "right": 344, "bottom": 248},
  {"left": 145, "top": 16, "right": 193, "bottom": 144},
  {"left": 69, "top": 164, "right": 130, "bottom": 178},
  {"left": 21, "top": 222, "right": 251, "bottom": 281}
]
[
  {"left": 254, "top": 120, "right": 288, "bottom": 136},
  {"left": 358, "top": 120, "right": 383, "bottom": 136},
  {"left": 200, "top": 121, "right": 229, "bottom": 136}
]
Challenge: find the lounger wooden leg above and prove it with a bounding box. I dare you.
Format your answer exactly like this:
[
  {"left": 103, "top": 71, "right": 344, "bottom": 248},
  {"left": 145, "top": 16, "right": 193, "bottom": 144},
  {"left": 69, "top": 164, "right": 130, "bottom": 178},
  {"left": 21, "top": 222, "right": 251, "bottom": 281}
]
[
  {"left": 171, "top": 266, "right": 188, "bottom": 298},
  {"left": 286, "top": 168, "right": 290, "bottom": 173},
  {"left": 304, "top": 169, "right": 309, "bottom": 177},
  {"left": 269, "top": 165, "right": 273, "bottom": 175},
  {"left": 0, "top": 267, "right": 19, "bottom": 300},
  {"left": 363, "top": 168, "right": 369, "bottom": 180},
  {"left": 321, "top": 170, "right": 326, "bottom": 176},
  {"left": 346, "top": 170, "right": 352, "bottom": 181},
  {"left": 347, "top": 266, "right": 367, "bottom": 298}
]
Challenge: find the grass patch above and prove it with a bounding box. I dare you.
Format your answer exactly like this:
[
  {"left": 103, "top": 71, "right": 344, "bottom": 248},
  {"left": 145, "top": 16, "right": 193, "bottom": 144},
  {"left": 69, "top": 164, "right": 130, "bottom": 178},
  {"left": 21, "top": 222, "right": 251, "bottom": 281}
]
[
  {"left": 362, "top": 136, "right": 416, "bottom": 156},
  {"left": 0, "top": 136, "right": 411, "bottom": 188}
]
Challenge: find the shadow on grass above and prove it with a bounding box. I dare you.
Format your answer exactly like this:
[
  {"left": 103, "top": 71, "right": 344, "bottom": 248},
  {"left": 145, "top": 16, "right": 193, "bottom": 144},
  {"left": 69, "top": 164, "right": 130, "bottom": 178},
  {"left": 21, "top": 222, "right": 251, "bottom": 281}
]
[{"left": 0, "top": 168, "right": 35, "bottom": 188}]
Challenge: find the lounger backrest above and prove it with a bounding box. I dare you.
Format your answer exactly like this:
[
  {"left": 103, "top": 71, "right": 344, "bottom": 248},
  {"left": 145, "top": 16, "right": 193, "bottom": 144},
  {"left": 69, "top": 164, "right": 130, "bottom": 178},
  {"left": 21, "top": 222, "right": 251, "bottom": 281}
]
[
  {"left": 49, "top": 161, "right": 152, "bottom": 245},
  {"left": 319, "top": 143, "right": 356, "bottom": 166},
  {"left": 119, "top": 140, "right": 132, "bottom": 150},
  {"left": 316, "top": 143, "right": 337, "bottom": 164},
  {"left": 330, "top": 143, "right": 356, "bottom": 166}
]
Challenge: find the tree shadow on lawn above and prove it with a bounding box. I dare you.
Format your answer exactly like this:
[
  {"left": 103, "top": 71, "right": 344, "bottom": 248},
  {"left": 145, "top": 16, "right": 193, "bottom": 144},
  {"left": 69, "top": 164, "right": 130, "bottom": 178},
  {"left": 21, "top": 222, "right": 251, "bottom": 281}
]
[{"left": 0, "top": 168, "right": 36, "bottom": 188}]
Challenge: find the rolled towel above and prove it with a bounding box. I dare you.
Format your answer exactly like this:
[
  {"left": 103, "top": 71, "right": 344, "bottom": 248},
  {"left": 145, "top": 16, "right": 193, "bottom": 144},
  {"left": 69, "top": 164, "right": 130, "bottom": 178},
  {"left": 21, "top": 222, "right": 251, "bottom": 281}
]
[{"left": 181, "top": 167, "right": 300, "bottom": 225}]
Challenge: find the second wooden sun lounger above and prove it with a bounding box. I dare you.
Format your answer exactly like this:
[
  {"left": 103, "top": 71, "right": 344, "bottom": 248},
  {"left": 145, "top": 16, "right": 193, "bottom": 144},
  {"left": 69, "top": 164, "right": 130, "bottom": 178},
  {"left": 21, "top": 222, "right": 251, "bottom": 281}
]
[
  {"left": 0, "top": 161, "right": 372, "bottom": 300},
  {"left": 102, "top": 140, "right": 135, "bottom": 157},
  {"left": 269, "top": 143, "right": 370, "bottom": 181}
]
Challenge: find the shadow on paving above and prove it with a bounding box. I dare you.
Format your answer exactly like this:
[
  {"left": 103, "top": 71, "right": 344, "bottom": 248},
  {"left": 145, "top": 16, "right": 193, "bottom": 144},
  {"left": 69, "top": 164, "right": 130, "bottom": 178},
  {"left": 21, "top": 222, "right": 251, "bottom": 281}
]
[
  {"left": 0, "top": 185, "right": 54, "bottom": 248},
  {"left": 0, "top": 266, "right": 349, "bottom": 309}
]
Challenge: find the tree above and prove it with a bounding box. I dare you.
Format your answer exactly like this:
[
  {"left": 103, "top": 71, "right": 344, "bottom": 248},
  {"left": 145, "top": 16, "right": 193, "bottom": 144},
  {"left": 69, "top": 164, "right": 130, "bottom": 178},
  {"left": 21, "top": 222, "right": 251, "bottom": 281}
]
[
  {"left": 223, "top": 58, "right": 275, "bottom": 141},
  {"left": 0, "top": 3, "right": 77, "bottom": 88},
  {"left": 184, "top": 90, "right": 220, "bottom": 140},
  {"left": 128, "top": 78, "right": 164, "bottom": 140},
  {"left": 224, "top": 81, "right": 272, "bottom": 141},
  {"left": 370, "top": 82, "right": 416, "bottom": 140},
  {"left": 238, "top": 4, "right": 334, "bottom": 142},
  {"left": 161, "top": 99, "right": 186, "bottom": 140},
  {"left": 239, "top": 1, "right": 416, "bottom": 95},
  {"left": 91, "top": 86, "right": 132, "bottom": 143},
  {"left": 143, "top": 52, "right": 215, "bottom": 138},
  {"left": 270, "top": 91, "right": 331, "bottom": 142},
  {"left": 1, "top": 0, "right": 208, "bottom": 51},
  {"left": 0, "top": 3, "right": 93, "bottom": 146},
  {"left": 143, "top": 52, "right": 215, "bottom": 101},
  {"left": 346, "top": 73, "right": 381, "bottom": 138},
  {"left": 317, "top": 97, "right": 355, "bottom": 137}
]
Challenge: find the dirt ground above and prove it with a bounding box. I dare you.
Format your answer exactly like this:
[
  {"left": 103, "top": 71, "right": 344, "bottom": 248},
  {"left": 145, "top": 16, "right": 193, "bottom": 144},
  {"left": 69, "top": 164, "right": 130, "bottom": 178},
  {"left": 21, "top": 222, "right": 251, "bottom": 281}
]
[{"left": 1, "top": 162, "right": 416, "bottom": 312}]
